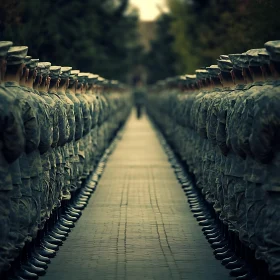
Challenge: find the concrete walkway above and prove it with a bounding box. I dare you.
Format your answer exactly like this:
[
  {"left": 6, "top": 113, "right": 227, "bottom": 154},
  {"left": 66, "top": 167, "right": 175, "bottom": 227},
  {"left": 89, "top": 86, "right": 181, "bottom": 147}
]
[{"left": 43, "top": 113, "right": 230, "bottom": 280}]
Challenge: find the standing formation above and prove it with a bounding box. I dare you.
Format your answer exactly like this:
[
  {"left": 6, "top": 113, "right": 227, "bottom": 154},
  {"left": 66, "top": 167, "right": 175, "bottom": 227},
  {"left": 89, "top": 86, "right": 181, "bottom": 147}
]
[
  {"left": 0, "top": 42, "right": 132, "bottom": 279},
  {"left": 148, "top": 41, "right": 280, "bottom": 279}
]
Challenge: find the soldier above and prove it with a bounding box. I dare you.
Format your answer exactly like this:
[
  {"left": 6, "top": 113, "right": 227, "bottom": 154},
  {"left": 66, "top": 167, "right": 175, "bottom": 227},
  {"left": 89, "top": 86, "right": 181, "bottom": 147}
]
[
  {"left": 86, "top": 74, "right": 100, "bottom": 174},
  {"left": 0, "top": 41, "right": 25, "bottom": 276},
  {"left": 250, "top": 40, "right": 280, "bottom": 279},
  {"left": 48, "top": 66, "right": 76, "bottom": 227},
  {"left": 20, "top": 57, "right": 54, "bottom": 254},
  {"left": 57, "top": 67, "right": 75, "bottom": 204},
  {"left": 34, "top": 62, "right": 58, "bottom": 231},
  {"left": 66, "top": 70, "right": 83, "bottom": 197},
  {"left": 75, "top": 73, "right": 91, "bottom": 188},
  {"left": 4, "top": 46, "right": 42, "bottom": 279}
]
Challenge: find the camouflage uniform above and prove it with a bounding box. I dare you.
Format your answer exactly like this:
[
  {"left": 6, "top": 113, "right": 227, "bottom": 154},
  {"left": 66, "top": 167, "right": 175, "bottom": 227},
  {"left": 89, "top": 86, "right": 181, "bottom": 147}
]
[
  {"left": 4, "top": 80, "right": 40, "bottom": 251},
  {"left": 66, "top": 70, "right": 83, "bottom": 193},
  {"left": 0, "top": 85, "right": 24, "bottom": 273},
  {"left": 75, "top": 73, "right": 92, "bottom": 186},
  {"left": 57, "top": 67, "right": 75, "bottom": 201},
  {"left": 37, "top": 62, "right": 59, "bottom": 219},
  {"left": 48, "top": 66, "right": 70, "bottom": 208}
]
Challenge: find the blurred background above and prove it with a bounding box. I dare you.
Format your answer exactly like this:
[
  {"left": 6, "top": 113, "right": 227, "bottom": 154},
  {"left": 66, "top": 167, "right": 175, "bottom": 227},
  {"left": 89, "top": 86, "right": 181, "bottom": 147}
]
[{"left": 0, "top": 0, "right": 279, "bottom": 85}]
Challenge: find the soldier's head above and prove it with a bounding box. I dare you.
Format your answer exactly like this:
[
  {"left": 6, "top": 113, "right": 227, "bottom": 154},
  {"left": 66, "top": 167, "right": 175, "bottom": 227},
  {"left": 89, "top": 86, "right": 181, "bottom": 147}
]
[
  {"left": 26, "top": 58, "right": 39, "bottom": 88},
  {"left": 265, "top": 40, "right": 280, "bottom": 79},
  {"left": 0, "top": 41, "right": 13, "bottom": 82},
  {"left": 236, "top": 53, "right": 253, "bottom": 84},
  {"left": 184, "top": 75, "right": 197, "bottom": 92},
  {"left": 5, "top": 46, "right": 28, "bottom": 83},
  {"left": 206, "top": 65, "right": 221, "bottom": 88},
  {"left": 258, "top": 49, "right": 272, "bottom": 80},
  {"left": 68, "top": 70, "right": 79, "bottom": 93},
  {"left": 246, "top": 49, "right": 265, "bottom": 82},
  {"left": 96, "top": 77, "right": 105, "bottom": 94},
  {"left": 59, "top": 67, "right": 72, "bottom": 92},
  {"left": 87, "top": 73, "right": 99, "bottom": 93},
  {"left": 36, "top": 62, "right": 51, "bottom": 91},
  {"left": 20, "top": 56, "right": 32, "bottom": 86},
  {"left": 217, "top": 58, "right": 234, "bottom": 87},
  {"left": 49, "top": 66, "right": 61, "bottom": 92},
  {"left": 195, "top": 69, "right": 209, "bottom": 89},
  {"left": 77, "top": 72, "right": 89, "bottom": 93},
  {"left": 228, "top": 54, "right": 244, "bottom": 85}
]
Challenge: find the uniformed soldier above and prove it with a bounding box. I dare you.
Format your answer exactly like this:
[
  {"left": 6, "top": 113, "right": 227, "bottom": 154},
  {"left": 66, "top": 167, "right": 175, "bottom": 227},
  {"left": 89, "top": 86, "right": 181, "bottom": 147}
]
[
  {"left": 66, "top": 70, "right": 83, "bottom": 196},
  {"left": 48, "top": 66, "right": 75, "bottom": 228},
  {"left": 250, "top": 40, "right": 280, "bottom": 279},
  {"left": 57, "top": 67, "right": 75, "bottom": 204},
  {"left": 0, "top": 41, "right": 25, "bottom": 276},
  {"left": 4, "top": 46, "right": 43, "bottom": 279}
]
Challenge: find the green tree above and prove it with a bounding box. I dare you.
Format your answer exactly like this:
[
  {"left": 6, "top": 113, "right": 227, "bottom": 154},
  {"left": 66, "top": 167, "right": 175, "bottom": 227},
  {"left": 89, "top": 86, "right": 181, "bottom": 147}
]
[
  {"left": 145, "top": 13, "right": 178, "bottom": 84},
  {"left": 166, "top": 0, "right": 280, "bottom": 74},
  {"left": 0, "top": 0, "right": 142, "bottom": 82}
]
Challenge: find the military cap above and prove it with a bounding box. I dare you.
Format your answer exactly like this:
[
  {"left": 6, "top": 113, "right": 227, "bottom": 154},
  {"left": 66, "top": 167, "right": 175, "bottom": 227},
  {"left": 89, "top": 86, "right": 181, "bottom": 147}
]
[
  {"left": 0, "top": 41, "right": 13, "bottom": 57},
  {"left": 88, "top": 74, "right": 99, "bottom": 84},
  {"left": 258, "top": 49, "right": 270, "bottom": 64},
  {"left": 206, "top": 65, "right": 221, "bottom": 77},
  {"left": 246, "top": 48, "right": 266, "bottom": 66},
  {"left": 7, "top": 46, "right": 28, "bottom": 65},
  {"left": 69, "top": 70, "right": 80, "bottom": 81},
  {"left": 264, "top": 40, "right": 280, "bottom": 61},
  {"left": 37, "top": 62, "right": 51, "bottom": 76},
  {"left": 220, "top": 55, "right": 229, "bottom": 60},
  {"left": 24, "top": 55, "right": 32, "bottom": 65},
  {"left": 217, "top": 59, "right": 233, "bottom": 72},
  {"left": 236, "top": 53, "right": 249, "bottom": 68},
  {"left": 185, "top": 74, "right": 196, "bottom": 80},
  {"left": 96, "top": 76, "right": 105, "bottom": 85},
  {"left": 195, "top": 69, "right": 209, "bottom": 80},
  {"left": 26, "top": 58, "right": 39, "bottom": 70},
  {"left": 77, "top": 72, "right": 89, "bottom": 83},
  {"left": 49, "top": 66, "right": 61, "bottom": 79},
  {"left": 60, "top": 67, "right": 72, "bottom": 79}
]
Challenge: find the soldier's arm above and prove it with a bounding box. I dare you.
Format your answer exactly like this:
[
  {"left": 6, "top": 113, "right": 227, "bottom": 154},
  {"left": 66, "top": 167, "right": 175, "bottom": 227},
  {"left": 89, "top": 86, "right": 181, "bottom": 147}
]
[
  {"left": 83, "top": 102, "right": 92, "bottom": 135},
  {"left": 216, "top": 98, "right": 229, "bottom": 155},
  {"left": 2, "top": 106, "right": 25, "bottom": 163},
  {"left": 67, "top": 106, "right": 75, "bottom": 142},
  {"left": 250, "top": 97, "right": 278, "bottom": 163},
  {"left": 52, "top": 108, "right": 59, "bottom": 147},
  {"left": 75, "top": 106, "right": 83, "bottom": 141},
  {"left": 38, "top": 104, "right": 53, "bottom": 154},
  {"left": 23, "top": 101, "right": 40, "bottom": 154},
  {"left": 57, "top": 105, "right": 70, "bottom": 146}
]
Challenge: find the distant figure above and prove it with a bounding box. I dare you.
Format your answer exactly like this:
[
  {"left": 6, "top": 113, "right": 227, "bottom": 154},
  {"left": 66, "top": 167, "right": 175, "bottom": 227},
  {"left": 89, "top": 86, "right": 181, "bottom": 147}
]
[{"left": 133, "top": 81, "right": 146, "bottom": 119}]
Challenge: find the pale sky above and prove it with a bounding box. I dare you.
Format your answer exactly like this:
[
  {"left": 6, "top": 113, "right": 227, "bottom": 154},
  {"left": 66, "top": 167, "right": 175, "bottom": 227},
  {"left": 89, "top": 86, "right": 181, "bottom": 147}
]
[{"left": 130, "top": 0, "right": 168, "bottom": 21}]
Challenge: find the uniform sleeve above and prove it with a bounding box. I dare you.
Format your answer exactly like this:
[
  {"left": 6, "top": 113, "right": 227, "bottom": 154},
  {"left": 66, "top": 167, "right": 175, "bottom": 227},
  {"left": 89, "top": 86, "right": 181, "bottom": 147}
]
[
  {"left": 74, "top": 105, "right": 83, "bottom": 141},
  {"left": 22, "top": 101, "right": 40, "bottom": 154},
  {"left": 2, "top": 104, "right": 25, "bottom": 163},
  {"left": 67, "top": 104, "right": 75, "bottom": 142},
  {"left": 82, "top": 102, "right": 92, "bottom": 135},
  {"left": 57, "top": 104, "right": 70, "bottom": 146},
  {"left": 238, "top": 101, "right": 254, "bottom": 158},
  {"left": 230, "top": 100, "right": 247, "bottom": 159},
  {"left": 52, "top": 107, "right": 59, "bottom": 147},
  {"left": 250, "top": 96, "right": 279, "bottom": 164},
  {"left": 38, "top": 104, "right": 53, "bottom": 154},
  {"left": 197, "top": 100, "right": 208, "bottom": 139}
]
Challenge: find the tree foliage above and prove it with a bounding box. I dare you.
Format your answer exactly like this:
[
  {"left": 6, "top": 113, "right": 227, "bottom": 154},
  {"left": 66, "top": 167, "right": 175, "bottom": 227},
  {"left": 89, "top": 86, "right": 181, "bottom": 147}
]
[
  {"left": 166, "top": 0, "right": 280, "bottom": 74},
  {"left": 145, "top": 14, "right": 179, "bottom": 84},
  {"left": 0, "top": 0, "right": 142, "bottom": 82}
]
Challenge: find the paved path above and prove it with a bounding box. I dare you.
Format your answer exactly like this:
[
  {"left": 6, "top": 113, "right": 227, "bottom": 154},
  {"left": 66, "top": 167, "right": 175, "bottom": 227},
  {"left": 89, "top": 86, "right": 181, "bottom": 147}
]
[{"left": 43, "top": 113, "right": 230, "bottom": 280}]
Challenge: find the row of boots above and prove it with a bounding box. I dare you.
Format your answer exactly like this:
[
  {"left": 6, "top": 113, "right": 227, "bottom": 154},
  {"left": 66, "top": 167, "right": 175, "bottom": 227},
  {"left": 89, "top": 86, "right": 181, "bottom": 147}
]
[
  {"left": 2, "top": 132, "right": 121, "bottom": 280},
  {"left": 153, "top": 123, "right": 273, "bottom": 280}
]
